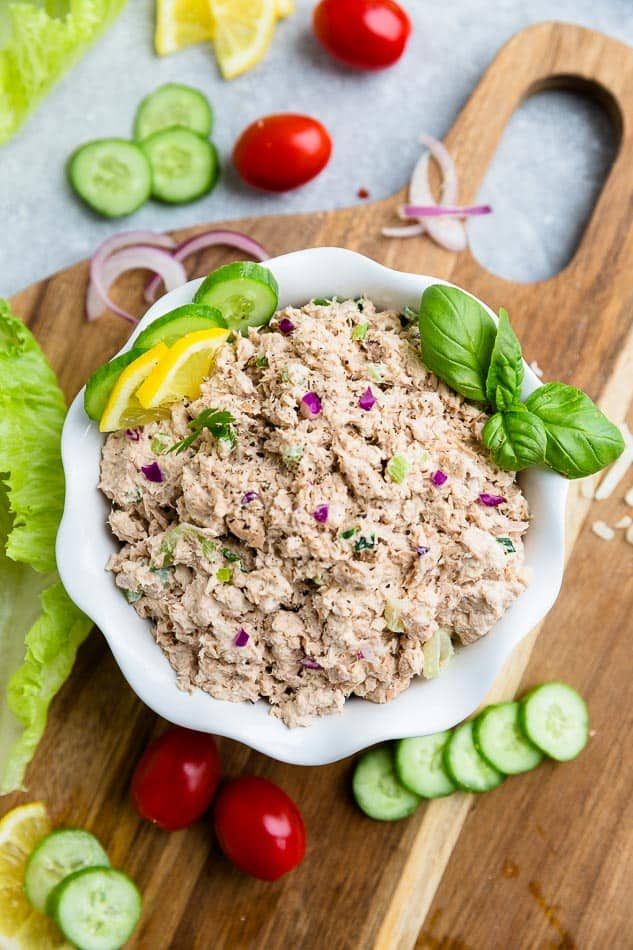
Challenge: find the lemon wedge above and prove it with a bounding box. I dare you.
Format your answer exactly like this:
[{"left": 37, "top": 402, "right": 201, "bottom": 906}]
[
  {"left": 155, "top": 0, "right": 215, "bottom": 55},
  {"left": 136, "top": 328, "right": 229, "bottom": 409},
  {"left": 209, "top": 0, "right": 278, "bottom": 79},
  {"left": 99, "top": 343, "right": 169, "bottom": 433},
  {"left": 0, "top": 802, "right": 69, "bottom": 948}
]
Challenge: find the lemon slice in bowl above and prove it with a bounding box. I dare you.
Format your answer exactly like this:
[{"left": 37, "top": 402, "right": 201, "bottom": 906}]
[
  {"left": 209, "top": 0, "right": 278, "bottom": 79},
  {"left": 155, "top": 0, "right": 215, "bottom": 56},
  {"left": 0, "top": 802, "right": 68, "bottom": 948},
  {"left": 99, "top": 343, "right": 169, "bottom": 432},
  {"left": 136, "top": 328, "right": 229, "bottom": 409}
]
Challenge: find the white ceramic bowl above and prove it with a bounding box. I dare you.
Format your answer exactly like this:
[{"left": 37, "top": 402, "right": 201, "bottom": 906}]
[{"left": 57, "top": 247, "right": 567, "bottom": 765}]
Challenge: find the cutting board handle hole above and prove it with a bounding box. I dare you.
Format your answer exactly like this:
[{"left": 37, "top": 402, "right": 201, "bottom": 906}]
[{"left": 468, "top": 83, "right": 620, "bottom": 284}]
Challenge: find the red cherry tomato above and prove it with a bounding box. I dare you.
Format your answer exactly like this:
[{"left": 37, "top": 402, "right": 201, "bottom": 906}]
[
  {"left": 233, "top": 113, "right": 332, "bottom": 192},
  {"left": 131, "top": 726, "right": 221, "bottom": 831},
  {"left": 214, "top": 776, "right": 306, "bottom": 881},
  {"left": 313, "top": 0, "right": 411, "bottom": 71}
]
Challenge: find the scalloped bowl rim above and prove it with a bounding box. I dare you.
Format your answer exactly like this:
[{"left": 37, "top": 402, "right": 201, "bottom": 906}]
[{"left": 57, "top": 247, "right": 567, "bottom": 766}]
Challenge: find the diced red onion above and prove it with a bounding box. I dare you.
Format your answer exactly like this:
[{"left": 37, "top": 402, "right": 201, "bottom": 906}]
[
  {"left": 87, "top": 246, "right": 187, "bottom": 323},
  {"left": 301, "top": 392, "right": 322, "bottom": 417},
  {"left": 144, "top": 229, "right": 269, "bottom": 303},
  {"left": 358, "top": 387, "right": 376, "bottom": 411},
  {"left": 278, "top": 317, "right": 295, "bottom": 335},
  {"left": 416, "top": 545, "right": 430, "bottom": 556},
  {"left": 356, "top": 650, "right": 364, "bottom": 660},
  {"left": 234, "top": 628, "right": 249, "bottom": 647},
  {"left": 301, "top": 658, "right": 322, "bottom": 670},
  {"left": 431, "top": 470, "right": 448, "bottom": 486},
  {"left": 313, "top": 504, "right": 329, "bottom": 523},
  {"left": 125, "top": 428, "right": 141, "bottom": 442},
  {"left": 141, "top": 462, "right": 163, "bottom": 483},
  {"left": 479, "top": 492, "right": 506, "bottom": 507},
  {"left": 401, "top": 204, "right": 492, "bottom": 219},
  {"left": 241, "top": 491, "right": 259, "bottom": 505}
]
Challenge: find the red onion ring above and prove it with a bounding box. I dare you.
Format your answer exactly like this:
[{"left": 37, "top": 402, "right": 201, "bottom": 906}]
[
  {"left": 87, "top": 246, "right": 187, "bottom": 324},
  {"left": 87, "top": 231, "right": 176, "bottom": 321},
  {"left": 144, "top": 229, "right": 269, "bottom": 303},
  {"left": 401, "top": 203, "right": 492, "bottom": 218},
  {"left": 408, "top": 133, "right": 468, "bottom": 252}
]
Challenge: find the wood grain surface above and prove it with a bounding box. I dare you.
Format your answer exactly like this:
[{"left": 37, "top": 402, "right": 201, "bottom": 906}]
[{"left": 4, "top": 21, "right": 633, "bottom": 950}]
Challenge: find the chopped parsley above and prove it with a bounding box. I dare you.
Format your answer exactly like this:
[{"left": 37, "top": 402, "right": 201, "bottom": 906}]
[
  {"left": 255, "top": 355, "right": 269, "bottom": 369},
  {"left": 354, "top": 532, "right": 376, "bottom": 553},
  {"left": 340, "top": 526, "right": 359, "bottom": 540},
  {"left": 169, "top": 409, "right": 236, "bottom": 455},
  {"left": 496, "top": 537, "right": 516, "bottom": 554},
  {"left": 222, "top": 546, "right": 248, "bottom": 572}
]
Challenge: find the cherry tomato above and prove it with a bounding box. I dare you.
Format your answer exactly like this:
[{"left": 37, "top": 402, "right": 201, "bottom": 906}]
[
  {"left": 213, "top": 776, "right": 306, "bottom": 881},
  {"left": 313, "top": 0, "right": 411, "bottom": 71},
  {"left": 233, "top": 113, "right": 332, "bottom": 192},
  {"left": 131, "top": 726, "right": 221, "bottom": 831}
]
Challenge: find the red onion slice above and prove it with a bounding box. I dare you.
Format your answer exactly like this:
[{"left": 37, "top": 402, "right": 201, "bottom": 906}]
[
  {"left": 402, "top": 204, "right": 492, "bottom": 218},
  {"left": 87, "top": 246, "right": 187, "bottom": 323},
  {"left": 144, "top": 229, "right": 269, "bottom": 303},
  {"left": 381, "top": 223, "right": 426, "bottom": 238},
  {"left": 87, "top": 231, "right": 176, "bottom": 321},
  {"left": 409, "top": 135, "right": 468, "bottom": 252}
]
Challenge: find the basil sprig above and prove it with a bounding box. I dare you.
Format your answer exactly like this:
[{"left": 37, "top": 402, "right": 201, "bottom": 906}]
[{"left": 418, "top": 286, "right": 624, "bottom": 478}]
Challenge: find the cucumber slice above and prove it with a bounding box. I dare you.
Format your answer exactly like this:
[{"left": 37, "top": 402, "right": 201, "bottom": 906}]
[
  {"left": 443, "top": 721, "right": 504, "bottom": 793},
  {"left": 394, "top": 732, "right": 456, "bottom": 798},
  {"left": 352, "top": 746, "right": 420, "bottom": 821},
  {"left": 84, "top": 347, "right": 147, "bottom": 421},
  {"left": 134, "top": 304, "right": 228, "bottom": 350},
  {"left": 49, "top": 867, "right": 142, "bottom": 950},
  {"left": 134, "top": 83, "right": 213, "bottom": 140},
  {"left": 141, "top": 128, "right": 219, "bottom": 204},
  {"left": 194, "top": 262, "right": 279, "bottom": 334},
  {"left": 473, "top": 702, "right": 543, "bottom": 775},
  {"left": 519, "top": 682, "right": 589, "bottom": 761},
  {"left": 24, "top": 828, "right": 110, "bottom": 914},
  {"left": 69, "top": 139, "right": 151, "bottom": 218}
]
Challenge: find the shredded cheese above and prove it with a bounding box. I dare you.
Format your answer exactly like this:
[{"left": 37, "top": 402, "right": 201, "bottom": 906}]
[
  {"left": 614, "top": 515, "right": 633, "bottom": 530},
  {"left": 592, "top": 520, "right": 615, "bottom": 541}
]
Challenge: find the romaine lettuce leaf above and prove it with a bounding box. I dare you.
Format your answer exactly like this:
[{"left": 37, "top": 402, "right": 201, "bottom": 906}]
[
  {"left": 0, "top": 0, "right": 127, "bottom": 145},
  {"left": 0, "top": 299, "right": 92, "bottom": 794}
]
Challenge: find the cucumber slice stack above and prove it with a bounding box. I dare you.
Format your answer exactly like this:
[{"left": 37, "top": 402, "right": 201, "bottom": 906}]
[
  {"left": 352, "top": 682, "right": 589, "bottom": 822},
  {"left": 23, "top": 827, "right": 141, "bottom": 949},
  {"left": 69, "top": 83, "right": 220, "bottom": 217}
]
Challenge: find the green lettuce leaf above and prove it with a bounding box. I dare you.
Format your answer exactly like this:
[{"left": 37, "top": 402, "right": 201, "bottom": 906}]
[
  {"left": 0, "top": 300, "right": 92, "bottom": 794},
  {"left": 0, "top": 0, "right": 127, "bottom": 145}
]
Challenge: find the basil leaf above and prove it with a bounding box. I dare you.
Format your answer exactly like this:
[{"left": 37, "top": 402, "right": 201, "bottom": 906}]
[
  {"left": 418, "top": 285, "right": 496, "bottom": 402},
  {"left": 485, "top": 308, "right": 524, "bottom": 410},
  {"left": 482, "top": 406, "right": 547, "bottom": 471},
  {"left": 525, "top": 382, "right": 625, "bottom": 478}
]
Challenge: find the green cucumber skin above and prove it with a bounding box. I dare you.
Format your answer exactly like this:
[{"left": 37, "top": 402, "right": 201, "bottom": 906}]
[
  {"left": 134, "top": 305, "right": 228, "bottom": 349},
  {"left": 50, "top": 866, "right": 142, "bottom": 950},
  {"left": 141, "top": 130, "right": 220, "bottom": 205},
  {"left": 443, "top": 722, "right": 504, "bottom": 793},
  {"left": 518, "top": 683, "right": 589, "bottom": 762},
  {"left": 352, "top": 746, "right": 421, "bottom": 821},
  {"left": 83, "top": 347, "right": 147, "bottom": 421},
  {"left": 473, "top": 703, "right": 543, "bottom": 776},
  {"left": 394, "top": 733, "right": 456, "bottom": 799},
  {"left": 194, "top": 262, "right": 279, "bottom": 334},
  {"left": 134, "top": 83, "right": 213, "bottom": 141},
  {"left": 68, "top": 139, "right": 152, "bottom": 219}
]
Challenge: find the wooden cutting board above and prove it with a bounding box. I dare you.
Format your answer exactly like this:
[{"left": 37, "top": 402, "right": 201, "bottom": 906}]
[{"left": 5, "top": 21, "right": 633, "bottom": 950}]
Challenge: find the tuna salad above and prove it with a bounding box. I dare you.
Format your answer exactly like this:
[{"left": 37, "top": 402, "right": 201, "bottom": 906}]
[{"left": 100, "top": 297, "right": 530, "bottom": 727}]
